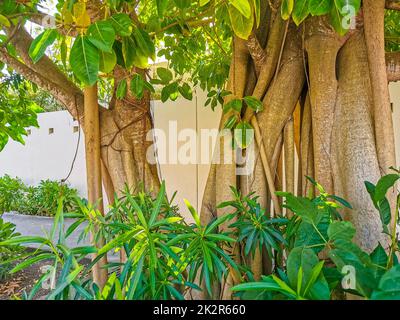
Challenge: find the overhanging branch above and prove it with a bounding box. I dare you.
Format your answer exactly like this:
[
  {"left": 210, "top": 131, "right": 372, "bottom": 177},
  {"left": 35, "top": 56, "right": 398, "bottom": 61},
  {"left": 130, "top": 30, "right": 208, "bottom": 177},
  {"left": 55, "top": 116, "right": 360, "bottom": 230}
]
[
  {"left": 0, "top": 48, "right": 84, "bottom": 119},
  {"left": 6, "top": 27, "right": 85, "bottom": 117}
]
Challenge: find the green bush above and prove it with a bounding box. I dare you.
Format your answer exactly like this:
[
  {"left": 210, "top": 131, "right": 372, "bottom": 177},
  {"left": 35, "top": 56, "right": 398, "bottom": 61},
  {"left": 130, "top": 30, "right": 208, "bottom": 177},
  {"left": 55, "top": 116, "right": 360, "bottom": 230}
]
[
  {"left": 0, "top": 175, "right": 83, "bottom": 216},
  {"left": 0, "top": 182, "right": 237, "bottom": 300},
  {"left": 232, "top": 175, "right": 400, "bottom": 300},
  {"left": 2, "top": 174, "right": 399, "bottom": 300},
  {"left": 0, "top": 217, "right": 23, "bottom": 280}
]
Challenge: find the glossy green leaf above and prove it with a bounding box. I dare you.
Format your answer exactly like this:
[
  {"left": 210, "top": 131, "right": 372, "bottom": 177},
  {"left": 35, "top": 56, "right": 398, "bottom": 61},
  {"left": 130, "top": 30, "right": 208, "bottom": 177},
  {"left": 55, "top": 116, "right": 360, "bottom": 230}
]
[
  {"left": 29, "top": 29, "right": 58, "bottom": 64},
  {"left": 223, "top": 98, "right": 242, "bottom": 114},
  {"left": 234, "top": 121, "right": 254, "bottom": 149},
  {"left": 157, "top": 67, "right": 173, "bottom": 84},
  {"left": 70, "top": 36, "right": 99, "bottom": 85},
  {"left": 309, "top": 0, "right": 332, "bottom": 16},
  {"left": 228, "top": 4, "right": 254, "bottom": 39},
  {"left": 99, "top": 50, "right": 117, "bottom": 73},
  {"left": 116, "top": 79, "right": 127, "bottom": 99},
  {"left": 327, "top": 221, "right": 355, "bottom": 242},
  {"left": 292, "top": 0, "right": 310, "bottom": 25},
  {"left": 133, "top": 27, "right": 155, "bottom": 61},
  {"left": 130, "top": 73, "right": 144, "bottom": 99},
  {"left": 87, "top": 20, "right": 116, "bottom": 53},
  {"left": 109, "top": 14, "right": 132, "bottom": 37},
  {"left": 230, "top": 0, "right": 252, "bottom": 19},
  {"left": 244, "top": 96, "right": 263, "bottom": 112},
  {"left": 156, "top": 0, "right": 169, "bottom": 16},
  {"left": 122, "top": 36, "right": 136, "bottom": 68},
  {"left": 281, "top": 0, "right": 294, "bottom": 20},
  {"left": 329, "top": 3, "right": 348, "bottom": 36},
  {"left": 178, "top": 83, "right": 193, "bottom": 100}
]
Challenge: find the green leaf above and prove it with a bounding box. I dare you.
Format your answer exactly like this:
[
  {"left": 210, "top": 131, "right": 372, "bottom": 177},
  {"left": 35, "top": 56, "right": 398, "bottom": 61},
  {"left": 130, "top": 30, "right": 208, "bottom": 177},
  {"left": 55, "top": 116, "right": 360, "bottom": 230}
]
[
  {"left": 200, "top": 0, "right": 211, "bottom": 6},
  {"left": 116, "top": 79, "right": 127, "bottom": 99},
  {"left": 334, "top": 0, "right": 361, "bottom": 13},
  {"left": 287, "top": 247, "right": 318, "bottom": 290},
  {"left": 230, "top": 0, "right": 252, "bottom": 19},
  {"left": 109, "top": 14, "right": 132, "bottom": 37},
  {"left": 329, "top": 3, "right": 348, "bottom": 36},
  {"left": 365, "top": 180, "right": 393, "bottom": 227},
  {"left": 253, "top": 0, "right": 261, "bottom": 26},
  {"left": 0, "top": 235, "right": 50, "bottom": 247},
  {"left": 281, "top": 0, "right": 294, "bottom": 20},
  {"left": 184, "top": 198, "right": 201, "bottom": 227},
  {"left": 99, "top": 50, "right": 117, "bottom": 73},
  {"left": 0, "top": 14, "right": 10, "bottom": 27},
  {"left": 11, "top": 253, "right": 54, "bottom": 273},
  {"left": 156, "top": 0, "right": 169, "bottom": 16},
  {"left": 174, "top": 0, "right": 191, "bottom": 9},
  {"left": 70, "top": 36, "right": 99, "bottom": 85},
  {"left": 244, "top": 96, "right": 263, "bottom": 112},
  {"left": 234, "top": 121, "right": 254, "bottom": 149},
  {"left": 157, "top": 67, "right": 173, "bottom": 84},
  {"left": 29, "top": 29, "right": 58, "bottom": 64},
  {"left": 232, "top": 277, "right": 291, "bottom": 295},
  {"left": 373, "top": 174, "right": 399, "bottom": 203},
  {"left": 161, "top": 82, "right": 178, "bottom": 102},
  {"left": 132, "top": 27, "right": 155, "bottom": 61},
  {"left": 149, "top": 181, "right": 165, "bottom": 226},
  {"left": 223, "top": 99, "right": 242, "bottom": 114},
  {"left": 371, "top": 265, "right": 400, "bottom": 300},
  {"left": 130, "top": 73, "right": 144, "bottom": 99},
  {"left": 48, "top": 266, "right": 83, "bottom": 300},
  {"left": 228, "top": 4, "right": 254, "bottom": 39},
  {"left": 60, "top": 37, "right": 67, "bottom": 68},
  {"left": 327, "top": 221, "right": 355, "bottom": 242},
  {"left": 122, "top": 36, "right": 136, "bottom": 69},
  {"left": 370, "top": 243, "right": 388, "bottom": 278},
  {"left": 87, "top": 20, "right": 116, "bottom": 53},
  {"left": 277, "top": 192, "right": 319, "bottom": 224},
  {"left": 309, "top": 0, "right": 332, "bottom": 16},
  {"left": 178, "top": 83, "right": 193, "bottom": 100},
  {"left": 292, "top": 0, "right": 310, "bottom": 25},
  {"left": 223, "top": 115, "right": 238, "bottom": 129}
]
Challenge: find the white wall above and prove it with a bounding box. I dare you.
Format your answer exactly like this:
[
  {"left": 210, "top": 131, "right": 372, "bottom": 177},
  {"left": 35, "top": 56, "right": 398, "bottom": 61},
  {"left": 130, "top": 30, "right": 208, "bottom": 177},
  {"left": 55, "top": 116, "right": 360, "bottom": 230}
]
[{"left": 1, "top": 84, "right": 400, "bottom": 215}]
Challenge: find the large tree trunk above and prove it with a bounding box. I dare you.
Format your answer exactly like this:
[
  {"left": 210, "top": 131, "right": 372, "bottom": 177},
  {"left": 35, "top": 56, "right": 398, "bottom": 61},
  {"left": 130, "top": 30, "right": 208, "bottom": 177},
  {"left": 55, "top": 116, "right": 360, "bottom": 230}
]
[{"left": 199, "top": 1, "right": 397, "bottom": 299}]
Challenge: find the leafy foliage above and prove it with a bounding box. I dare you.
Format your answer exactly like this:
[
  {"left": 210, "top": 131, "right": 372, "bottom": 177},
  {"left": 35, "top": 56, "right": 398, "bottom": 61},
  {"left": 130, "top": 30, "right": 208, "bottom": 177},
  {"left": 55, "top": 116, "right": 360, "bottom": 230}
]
[
  {"left": 233, "top": 174, "right": 400, "bottom": 300},
  {"left": 0, "top": 182, "right": 238, "bottom": 300},
  {"left": 0, "top": 75, "right": 42, "bottom": 151},
  {"left": 0, "top": 216, "right": 23, "bottom": 280},
  {"left": 0, "top": 176, "right": 82, "bottom": 216}
]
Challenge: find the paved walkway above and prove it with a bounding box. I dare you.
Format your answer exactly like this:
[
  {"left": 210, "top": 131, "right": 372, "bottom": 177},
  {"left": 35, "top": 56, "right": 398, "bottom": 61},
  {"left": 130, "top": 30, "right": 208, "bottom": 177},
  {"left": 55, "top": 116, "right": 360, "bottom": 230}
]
[{"left": 3, "top": 212, "right": 118, "bottom": 261}]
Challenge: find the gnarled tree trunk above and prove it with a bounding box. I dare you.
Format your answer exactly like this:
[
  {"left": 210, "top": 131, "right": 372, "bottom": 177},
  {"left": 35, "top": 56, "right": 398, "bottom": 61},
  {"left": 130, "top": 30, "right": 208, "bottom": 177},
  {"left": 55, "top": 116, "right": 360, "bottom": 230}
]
[{"left": 198, "top": 2, "right": 399, "bottom": 299}]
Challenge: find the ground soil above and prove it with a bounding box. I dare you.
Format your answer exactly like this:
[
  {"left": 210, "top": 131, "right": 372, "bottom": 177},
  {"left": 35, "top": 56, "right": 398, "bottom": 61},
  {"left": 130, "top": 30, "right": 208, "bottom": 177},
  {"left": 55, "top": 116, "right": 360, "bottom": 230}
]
[{"left": 0, "top": 249, "right": 90, "bottom": 300}]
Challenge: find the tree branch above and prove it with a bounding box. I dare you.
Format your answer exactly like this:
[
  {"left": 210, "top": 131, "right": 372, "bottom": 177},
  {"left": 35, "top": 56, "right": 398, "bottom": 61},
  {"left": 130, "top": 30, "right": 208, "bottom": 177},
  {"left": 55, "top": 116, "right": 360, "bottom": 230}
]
[
  {"left": 6, "top": 27, "right": 84, "bottom": 118},
  {"left": 246, "top": 33, "right": 266, "bottom": 76},
  {"left": 386, "top": 51, "right": 400, "bottom": 81},
  {"left": 386, "top": 0, "right": 400, "bottom": 10},
  {"left": 0, "top": 48, "right": 84, "bottom": 119}
]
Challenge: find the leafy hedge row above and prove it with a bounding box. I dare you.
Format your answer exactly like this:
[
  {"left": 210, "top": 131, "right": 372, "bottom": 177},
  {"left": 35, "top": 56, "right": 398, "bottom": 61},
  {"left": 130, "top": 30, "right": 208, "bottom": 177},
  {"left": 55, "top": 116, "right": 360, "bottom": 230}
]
[{"left": 0, "top": 175, "right": 83, "bottom": 216}]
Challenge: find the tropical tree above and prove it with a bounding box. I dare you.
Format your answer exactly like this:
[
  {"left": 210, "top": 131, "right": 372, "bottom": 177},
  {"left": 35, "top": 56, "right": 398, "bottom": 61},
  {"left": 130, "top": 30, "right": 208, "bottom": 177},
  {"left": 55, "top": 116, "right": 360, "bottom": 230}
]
[{"left": 0, "top": 0, "right": 400, "bottom": 298}]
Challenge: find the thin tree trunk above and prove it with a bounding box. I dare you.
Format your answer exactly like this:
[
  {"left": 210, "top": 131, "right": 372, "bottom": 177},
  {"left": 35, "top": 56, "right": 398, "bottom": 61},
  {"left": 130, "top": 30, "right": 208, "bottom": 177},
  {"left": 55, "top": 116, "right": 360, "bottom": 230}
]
[{"left": 83, "top": 84, "right": 108, "bottom": 288}]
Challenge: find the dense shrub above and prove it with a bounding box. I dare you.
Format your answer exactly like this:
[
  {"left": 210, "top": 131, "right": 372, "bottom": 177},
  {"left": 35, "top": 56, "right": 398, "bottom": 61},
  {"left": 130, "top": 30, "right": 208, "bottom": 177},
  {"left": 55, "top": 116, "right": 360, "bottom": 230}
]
[
  {"left": 0, "top": 217, "right": 23, "bottom": 280},
  {"left": 0, "top": 175, "right": 83, "bottom": 216},
  {"left": 1, "top": 174, "right": 399, "bottom": 300}
]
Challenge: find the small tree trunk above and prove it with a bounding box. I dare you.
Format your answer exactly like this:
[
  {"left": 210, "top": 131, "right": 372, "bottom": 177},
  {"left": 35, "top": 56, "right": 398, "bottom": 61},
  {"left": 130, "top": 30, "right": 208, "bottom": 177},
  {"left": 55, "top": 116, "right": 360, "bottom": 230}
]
[{"left": 83, "top": 84, "right": 108, "bottom": 288}]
